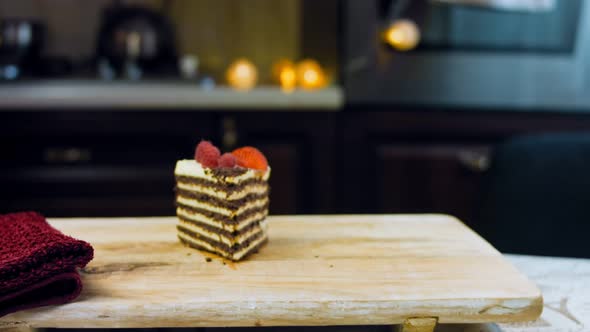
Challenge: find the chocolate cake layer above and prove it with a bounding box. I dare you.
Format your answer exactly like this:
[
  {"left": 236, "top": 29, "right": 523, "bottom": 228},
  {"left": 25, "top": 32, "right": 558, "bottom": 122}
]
[
  {"left": 178, "top": 235, "right": 268, "bottom": 261},
  {"left": 175, "top": 175, "right": 268, "bottom": 193},
  {"left": 176, "top": 206, "right": 268, "bottom": 235},
  {"left": 178, "top": 216, "right": 264, "bottom": 238},
  {"left": 175, "top": 188, "right": 268, "bottom": 209},
  {"left": 175, "top": 201, "right": 269, "bottom": 224},
  {"left": 208, "top": 167, "right": 250, "bottom": 178},
  {"left": 177, "top": 224, "right": 265, "bottom": 252}
]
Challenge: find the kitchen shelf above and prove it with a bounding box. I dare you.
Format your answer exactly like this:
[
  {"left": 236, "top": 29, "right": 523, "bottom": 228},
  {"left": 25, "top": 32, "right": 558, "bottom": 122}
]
[{"left": 0, "top": 81, "right": 343, "bottom": 111}]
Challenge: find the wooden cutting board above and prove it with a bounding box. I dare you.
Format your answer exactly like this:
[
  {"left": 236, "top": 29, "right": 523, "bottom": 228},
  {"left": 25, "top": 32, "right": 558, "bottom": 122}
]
[{"left": 0, "top": 215, "right": 542, "bottom": 328}]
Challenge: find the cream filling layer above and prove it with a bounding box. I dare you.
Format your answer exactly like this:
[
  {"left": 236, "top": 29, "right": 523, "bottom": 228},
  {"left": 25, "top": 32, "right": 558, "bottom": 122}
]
[
  {"left": 175, "top": 159, "right": 271, "bottom": 184},
  {"left": 176, "top": 207, "right": 268, "bottom": 232},
  {"left": 176, "top": 195, "right": 269, "bottom": 217},
  {"left": 178, "top": 219, "right": 268, "bottom": 247},
  {"left": 178, "top": 231, "right": 267, "bottom": 260},
  {"left": 176, "top": 182, "right": 268, "bottom": 200}
]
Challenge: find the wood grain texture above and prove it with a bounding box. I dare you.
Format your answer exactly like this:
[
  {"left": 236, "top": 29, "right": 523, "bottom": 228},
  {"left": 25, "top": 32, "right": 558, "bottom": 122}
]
[
  {"left": 0, "top": 215, "right": 542, "bottom": 328},
  {"left": 400, "top": 317, "right": 437, "bottom": 332}
]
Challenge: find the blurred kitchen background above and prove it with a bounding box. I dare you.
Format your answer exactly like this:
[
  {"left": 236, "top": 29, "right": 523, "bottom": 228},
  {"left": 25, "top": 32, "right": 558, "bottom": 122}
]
[{"left": 1, "top": 0, "right": 589, "bottom": 258}]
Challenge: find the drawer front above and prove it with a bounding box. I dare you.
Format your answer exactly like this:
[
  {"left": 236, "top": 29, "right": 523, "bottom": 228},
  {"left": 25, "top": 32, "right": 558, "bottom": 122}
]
[{"left": 0, "top": 134, "right": 195, "bottom": 217}]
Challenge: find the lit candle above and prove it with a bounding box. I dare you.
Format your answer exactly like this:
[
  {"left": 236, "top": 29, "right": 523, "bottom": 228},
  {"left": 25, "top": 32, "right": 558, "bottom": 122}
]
[
  {"left": 296, "top": 59, "right": 327, "bottom": 90},
  {"left": 271, "top": 59, "right": 297, "bottom": 92},
  {"left": 226, "top": 58, "right": 258, "bottom": 90},
  {"left": 383, "top": 19, "right": 420, "bottom": 51}
]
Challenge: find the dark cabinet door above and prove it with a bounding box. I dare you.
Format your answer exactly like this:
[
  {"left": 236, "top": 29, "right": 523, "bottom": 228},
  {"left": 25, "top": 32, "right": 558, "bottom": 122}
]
[
  {"left": 216, "top": 112, "right": 336, "bottom": 215},
  {"left": 252, "top": 142, "right": 300, "bottom": 214},
  {"left": 0, "top": 111, "right": 216, "bottom": 217},
  {"left": 373, "top": 144, "right": 488, "bottom": 225},
  {"left": 337, "top": 111, "right": 491, "bottom": 226}
]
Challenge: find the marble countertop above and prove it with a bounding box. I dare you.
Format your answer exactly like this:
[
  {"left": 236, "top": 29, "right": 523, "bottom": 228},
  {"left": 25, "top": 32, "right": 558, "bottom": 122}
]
[
  {"left": 441, "top": 254, "right": 590, "bottom": 332},
  {"left": 500, "top": 255, "right": 590, "bottom": 331},
  {"left": 0, "top": 81, "right": 343, "bottom": 110}
]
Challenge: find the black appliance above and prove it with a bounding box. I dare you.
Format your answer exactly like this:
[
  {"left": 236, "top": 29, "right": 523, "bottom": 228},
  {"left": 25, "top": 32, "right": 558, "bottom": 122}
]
[
  {"left": 0, "top": 19, "right": 45, "bottom": 80},
  {"left": 96, "top": 5, "right": 178, "bottom": 78},
  {"left": 343, "top": 0, "right": 590, "bottom": 111}
]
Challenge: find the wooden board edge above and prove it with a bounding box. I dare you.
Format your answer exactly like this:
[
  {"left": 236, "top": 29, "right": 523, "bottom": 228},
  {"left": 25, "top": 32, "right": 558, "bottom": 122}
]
[{"left": 3, "top": 296, "right": 544, "bottom": 328}]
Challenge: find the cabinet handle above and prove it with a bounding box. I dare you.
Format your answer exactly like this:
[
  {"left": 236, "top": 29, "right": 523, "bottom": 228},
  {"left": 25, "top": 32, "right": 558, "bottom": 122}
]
[
  {"left": 222, "top": 116, "right": 238, "bottom": 150},
  {"left": 457, "top": 150, "right": 490, "bottom": 172},
  {"left": 44, "top": 147, "right": 92, "bottom": 163}
]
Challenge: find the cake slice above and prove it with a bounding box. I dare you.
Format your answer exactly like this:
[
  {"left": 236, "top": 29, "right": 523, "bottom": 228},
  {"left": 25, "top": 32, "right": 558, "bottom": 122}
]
[{"left": 174, "top": 141, "right": 270, "bottom": 261}]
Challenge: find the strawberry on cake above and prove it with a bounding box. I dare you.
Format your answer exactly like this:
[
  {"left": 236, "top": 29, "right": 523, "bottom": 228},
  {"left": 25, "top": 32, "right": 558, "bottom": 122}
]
[{"left": 174, "top": 141, "right": 270, "bottom": 261}]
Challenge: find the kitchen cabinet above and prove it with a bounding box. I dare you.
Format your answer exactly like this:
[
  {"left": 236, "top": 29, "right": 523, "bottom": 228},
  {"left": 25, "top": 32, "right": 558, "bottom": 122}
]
[
  {"left": 336, "top": 111, "right": 492, "bottom": 226},
  {"left": 0, "top": 111, "right": 336, "bottom": 217},
  {"left": 3, "top": 109, "right": 590, "bottom": 228},
  {"left": 0, "top": 111, "right": 216, "bottom": 217},
  {"left": 370, "top": 144, "right": 488, "bottom": 224},
  {"left": 336, "top": 109, "right": 590, "bottom": 231}
]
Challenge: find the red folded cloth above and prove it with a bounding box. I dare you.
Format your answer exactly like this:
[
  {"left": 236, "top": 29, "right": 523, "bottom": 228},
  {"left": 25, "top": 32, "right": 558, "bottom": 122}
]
[{"left": 0, "top": 212, "right": 94, "bottom": 317}]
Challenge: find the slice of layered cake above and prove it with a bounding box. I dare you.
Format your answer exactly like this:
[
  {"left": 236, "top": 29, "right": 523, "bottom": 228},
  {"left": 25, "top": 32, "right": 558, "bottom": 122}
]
[{"left": 175, "top": 141, "right": 270, "bottom": 261}]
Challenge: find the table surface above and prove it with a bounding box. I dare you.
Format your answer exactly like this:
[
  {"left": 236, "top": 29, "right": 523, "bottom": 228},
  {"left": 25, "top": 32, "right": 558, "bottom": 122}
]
[
  {"left": 436, "top": 255, "right": 590, "bottom": 332},
  {"left": 0, "top": 215, "right": 541, "bottom": 328},
  {"left": 497, "top": 255, "right": 590, "bottom": 332}
]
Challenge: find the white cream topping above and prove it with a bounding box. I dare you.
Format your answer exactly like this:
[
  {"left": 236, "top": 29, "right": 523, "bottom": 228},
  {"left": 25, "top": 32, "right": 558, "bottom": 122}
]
[
  {"left": 176, "top": 208, "right": 268, "bottom": 232},
  {"left": 175, "top": 159, "right": 271, "bottom": 183},
  {"left": 176, "top": 182, "right": 269, "bottom": 200},
  {"left": 176, "top": 195, "right": 269, "bottom": 217},
  {"left": 178, "top": 219, "right": 268, "bottom": 247},
  {"left": 178, "top": 231, "right": 268, "bottom": 260}
]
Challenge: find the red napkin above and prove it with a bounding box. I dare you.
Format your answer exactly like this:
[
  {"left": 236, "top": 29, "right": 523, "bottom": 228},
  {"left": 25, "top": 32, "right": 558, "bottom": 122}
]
[{"left": 0, "top": 212, "right": 93, "bottom": 317}]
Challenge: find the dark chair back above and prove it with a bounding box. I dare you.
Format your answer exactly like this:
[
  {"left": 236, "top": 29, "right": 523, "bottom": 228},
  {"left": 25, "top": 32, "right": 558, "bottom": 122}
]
[{"left": 475, "top": 133, "right": 590, "bottom": 258}]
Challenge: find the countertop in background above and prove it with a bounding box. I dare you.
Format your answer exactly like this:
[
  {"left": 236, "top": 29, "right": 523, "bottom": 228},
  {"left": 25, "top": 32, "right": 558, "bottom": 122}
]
[{"left": 0, "top": 81, "right": 343, "bottom": 110}]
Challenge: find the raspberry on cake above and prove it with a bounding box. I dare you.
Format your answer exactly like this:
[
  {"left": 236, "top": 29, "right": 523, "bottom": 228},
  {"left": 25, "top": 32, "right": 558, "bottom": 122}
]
[{"left": 175, "top": 141, "right": 270, "bottom": 261}]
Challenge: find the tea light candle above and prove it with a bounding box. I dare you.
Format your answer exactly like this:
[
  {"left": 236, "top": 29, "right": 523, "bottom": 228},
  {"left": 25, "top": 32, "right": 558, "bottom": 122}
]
[
  {"left": 271, "top": 59, "right": 297, "bottom": 92},
  {"left": 296, "top": 59, "right": 327, "bottom": 90},
  {"left": 226, "top": 58, "right": 258, "bottom": 90},
  {"left": 279, "top": 66, "right": 296, "bottom": 92},
  {"left": 383, "top": 19, "right": 420, "bottom": 51}
]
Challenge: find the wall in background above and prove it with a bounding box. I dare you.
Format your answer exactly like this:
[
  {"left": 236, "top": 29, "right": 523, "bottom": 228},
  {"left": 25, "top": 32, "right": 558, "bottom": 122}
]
[
  {"left": 0, "top": 0, "right": 113, "bottom": 60},
  {"left": 167, "top": 0, "right": 300, "bottom": 82},
  {"left": 0, "top": 0, "right": 310, "bottom": 83}
]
